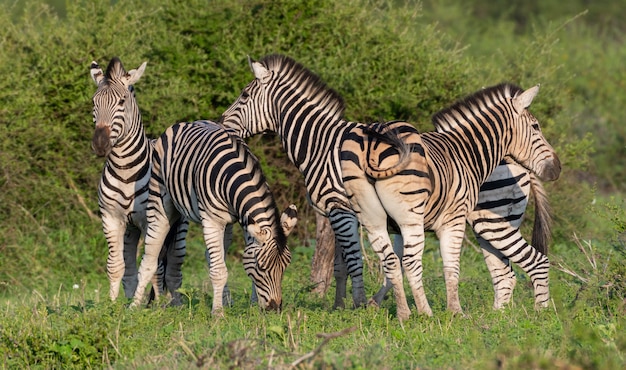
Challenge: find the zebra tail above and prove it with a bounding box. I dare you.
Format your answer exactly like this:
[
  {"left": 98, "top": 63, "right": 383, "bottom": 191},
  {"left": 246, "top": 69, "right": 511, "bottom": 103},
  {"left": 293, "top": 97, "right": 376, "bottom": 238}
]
[
  {"left": 363, "top": 122, "right": 413, "bottom": 179},
  {"left": 530, "top": 172, "right": 552, "bottom": 255}
]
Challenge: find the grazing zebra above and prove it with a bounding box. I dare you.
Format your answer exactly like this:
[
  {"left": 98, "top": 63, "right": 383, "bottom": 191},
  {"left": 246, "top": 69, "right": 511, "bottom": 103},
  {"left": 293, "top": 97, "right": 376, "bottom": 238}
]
[
  {"left": 90, "top": 57, "right": 188, "bottom": 303},
  {"left": 380, "top": 82, "right": 560, "bottom": 314},
  {"left": 369, "top": 158, "right": 553, "bottom": 310},
  {"left": 130, "top": 120, "right": 296, "bottom": 314},
  {"left": 220, "top": 55, "right": 560, "bottom": 316}
]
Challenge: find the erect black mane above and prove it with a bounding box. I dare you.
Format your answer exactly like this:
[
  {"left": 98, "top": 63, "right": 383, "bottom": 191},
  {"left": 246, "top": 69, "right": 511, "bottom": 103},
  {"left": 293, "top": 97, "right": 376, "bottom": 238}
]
[
  {"left": 432, "top": 83, "right": 524, "bottom": 129},
  {"left": 104, "top": 56, "right": 126, "bottom": 82},
  {"left": 259, "top": 54, "right": 346, "bottom": 119}
]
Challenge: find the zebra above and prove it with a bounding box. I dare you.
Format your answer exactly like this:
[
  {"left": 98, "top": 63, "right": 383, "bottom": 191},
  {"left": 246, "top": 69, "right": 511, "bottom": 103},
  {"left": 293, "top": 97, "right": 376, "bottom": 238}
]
[
  {"left": 130, "top": 120, "right": 297, "bottom": 314},
  {"left": 90, "top": 57, "right": 188, "bottom": 304},
  {"left": 369, "top": 158, "right": 553, "bottom": 311},
  {"left": 220, "top": 55, "right": 560, "bottom": 316},
  {"left": 361, "top": 83, "right": 560, "bottom": 314}
]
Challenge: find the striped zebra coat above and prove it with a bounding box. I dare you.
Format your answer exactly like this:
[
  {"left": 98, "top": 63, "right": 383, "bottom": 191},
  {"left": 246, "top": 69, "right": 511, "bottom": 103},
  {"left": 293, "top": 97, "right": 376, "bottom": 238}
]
[
  {"left": 403, "top": 83, "right": 560, "bottom": 313},
  {"left": 90, "top": 57, "right": 188, "bottom": 303},
  {"left": 370, "top": 158, "right": 553, "bottom": 310},
  {"left": 221, "top": 55, "right": 560, "bottom": 316},
  {"left": 131, "top": 120, "right": 296, "bottom": 314}
]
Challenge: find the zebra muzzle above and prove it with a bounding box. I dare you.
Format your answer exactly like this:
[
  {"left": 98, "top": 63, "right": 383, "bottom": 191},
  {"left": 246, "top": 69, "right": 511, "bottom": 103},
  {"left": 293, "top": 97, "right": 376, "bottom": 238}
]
[
  {"left": 540, "top": 154, "right": 561, "bottom": 182},
  {"left": 92, "top": 126, "right": 112, "bottom": 157}
]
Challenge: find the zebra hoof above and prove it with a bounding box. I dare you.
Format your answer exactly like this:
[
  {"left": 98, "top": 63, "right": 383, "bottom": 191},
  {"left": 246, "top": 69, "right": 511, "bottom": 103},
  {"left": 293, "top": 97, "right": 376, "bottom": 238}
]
[{"left": 367, "top": 298, "right": 381, "bottom": 309}]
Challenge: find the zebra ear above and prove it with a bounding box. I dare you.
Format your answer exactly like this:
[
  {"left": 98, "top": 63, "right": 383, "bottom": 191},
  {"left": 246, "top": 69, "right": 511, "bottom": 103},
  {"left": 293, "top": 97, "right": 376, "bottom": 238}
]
[
  {"left": 249, "top": 59, "right": 271, "bottom": 84},
  {"left": 513, "top": 84, "right": 540, "bottom": 111},
  {"left": 280, "top": 204, "right": 298, "bottom": 237},
  {"left": 125, "top": 61, "right": 147, "bottom": 86},
  {"left": 247, "top": 222, "right": 272, "bottom": 244},
  {"left": 90, "top": 61, "right": 104, "bottom": 85}
]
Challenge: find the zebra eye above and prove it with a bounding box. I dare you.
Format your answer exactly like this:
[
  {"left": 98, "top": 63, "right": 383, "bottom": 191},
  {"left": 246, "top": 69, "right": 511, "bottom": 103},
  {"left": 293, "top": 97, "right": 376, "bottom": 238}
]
[
  {"left": 240, "top": 91, "right": 250, "bottom": 102},
  {"left": 118, "top": 98, "right": 126, "bottom": 106},
  {"left": 532, "top": 123, "right": 540, "bottom": 130}
]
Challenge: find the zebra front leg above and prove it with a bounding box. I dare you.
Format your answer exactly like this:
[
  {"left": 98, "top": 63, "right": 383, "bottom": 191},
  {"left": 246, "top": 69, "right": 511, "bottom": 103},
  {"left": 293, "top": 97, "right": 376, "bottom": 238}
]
[
  {"left": 102, "top": 214, "right": 128, "bottom": 301},
  {"left": 329, "top": 210, "right": 367, "bottom": 308},
  {"left": 205, "top": 223, "right": 236, "bottom": 307},
  {"left": 475, "top": 234, "right": 517, "bottom": 309},
  {"left": 437, "top": 225, "right": 466, "bottom": 314},
  {"left": 491, "top": 234, "right": 550, "bottom": 309},
  {"left": 472, "top": 220, "right": 550, "bottom": 309},
  {"left": 122, "top": 225, "right": 141, "bottom": 298},
  {"left": 201, "top": 217, "right": 229, "bottom": 316}
]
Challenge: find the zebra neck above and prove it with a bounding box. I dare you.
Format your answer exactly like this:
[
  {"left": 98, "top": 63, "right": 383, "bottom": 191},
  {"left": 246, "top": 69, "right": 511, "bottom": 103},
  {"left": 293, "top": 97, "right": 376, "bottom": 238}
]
[
  {"left": 277, "top": 109, "right": 353, "bottom": 172},
  {"left": 108, "top": 111, "right": 151, "bottom": 170}
]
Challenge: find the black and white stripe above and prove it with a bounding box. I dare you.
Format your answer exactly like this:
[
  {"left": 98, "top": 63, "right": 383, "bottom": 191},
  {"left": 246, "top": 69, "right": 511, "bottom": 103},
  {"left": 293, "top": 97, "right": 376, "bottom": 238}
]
[
  {"left": 371, "top": 159, "right": 553, "bottom": 310},
  {"left": 130, "top": 120, "right": 295, "bottom": 313},
  {"left": 221, "top": 55, "right": 560, "bottom": 315},
  {"left": 90, "top": 57, "right": 187, "bottom": 303},
  {"left": 413, "top": 83, "right": 560, "bottom": 313},
  {"left": 221, "top": 55, "right": 368, "bottom": 308}
]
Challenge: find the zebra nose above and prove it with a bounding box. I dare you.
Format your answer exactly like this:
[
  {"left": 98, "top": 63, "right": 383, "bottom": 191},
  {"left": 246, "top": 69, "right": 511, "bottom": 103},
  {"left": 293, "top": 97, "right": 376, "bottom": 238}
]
[
  {"left": 541, "top": 155, "right": 561, "bottom": 182},
  {"left": 266, "top": 299, "right": 281, "bottom": 312},
  {"left": 92, "top": 126, "right": 112, "bottom": 157}
]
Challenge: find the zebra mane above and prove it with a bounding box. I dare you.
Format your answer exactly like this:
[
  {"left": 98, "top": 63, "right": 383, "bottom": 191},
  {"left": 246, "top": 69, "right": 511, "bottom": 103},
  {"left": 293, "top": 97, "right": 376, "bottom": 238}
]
[
  {"left": 432, "top": 83, "right": 524, "bottom": 132},
  {"left": 259, "top": 54, "right": 346, "bottom": 119},
  {"left": 104, "top": 57, "right": 126, "bottom": 83}
]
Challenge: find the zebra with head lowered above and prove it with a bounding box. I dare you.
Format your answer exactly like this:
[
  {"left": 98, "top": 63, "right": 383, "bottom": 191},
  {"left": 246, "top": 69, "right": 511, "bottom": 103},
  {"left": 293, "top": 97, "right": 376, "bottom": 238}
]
[
  {"left": 90, "top": 57, "right": 188, "bottom": 303},
  {"left": 220, "top": 54, "right": 560, "bottom": 317},
  {"left": 362, "top": 83, "right": 560, "bottom": 314},
  {"left": 130, "top": 120, "right": 297, "bottom": 314}
]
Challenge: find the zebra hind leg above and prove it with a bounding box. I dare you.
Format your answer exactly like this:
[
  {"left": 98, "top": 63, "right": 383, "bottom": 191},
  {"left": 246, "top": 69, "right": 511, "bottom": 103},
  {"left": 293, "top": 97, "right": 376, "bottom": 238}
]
[{"left": 329, "top": 210, "right": 367, "bottom": 308}]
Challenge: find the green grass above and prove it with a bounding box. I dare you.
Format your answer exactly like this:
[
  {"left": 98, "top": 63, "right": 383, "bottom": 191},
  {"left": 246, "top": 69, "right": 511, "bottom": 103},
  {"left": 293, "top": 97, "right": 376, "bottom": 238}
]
[{"left": 2, "top": 232, "right": 624, "bottom": 369}]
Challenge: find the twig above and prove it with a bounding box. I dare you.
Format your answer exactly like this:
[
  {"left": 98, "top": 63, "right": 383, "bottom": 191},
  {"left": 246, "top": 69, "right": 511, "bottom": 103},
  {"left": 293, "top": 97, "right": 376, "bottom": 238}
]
[
  {"left": 67, "top": 175, "right": 99, "bottom": 222},
  {"left": 555, "top": 262, "right": 589, "bottom": 283},
  {"left": 463, "top": 235, "right": 481, "bottom": 253},
  {"left": 291, "top": 326, "right": 357, "bottom": 367}
]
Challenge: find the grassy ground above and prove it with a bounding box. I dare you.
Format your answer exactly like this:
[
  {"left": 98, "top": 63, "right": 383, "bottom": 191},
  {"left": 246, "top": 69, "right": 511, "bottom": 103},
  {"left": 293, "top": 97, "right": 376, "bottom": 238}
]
[{"left": 1, "top": 231, "right": 624, "bottom": 369}]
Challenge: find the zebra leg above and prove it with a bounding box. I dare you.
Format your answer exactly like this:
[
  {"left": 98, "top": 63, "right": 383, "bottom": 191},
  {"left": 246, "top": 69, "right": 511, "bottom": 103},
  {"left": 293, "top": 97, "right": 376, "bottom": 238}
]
[
  {"left": 131, "top": 190, "right": 178, "bottom": 308},
  {"left": 369, "top": 234, "right": 402, "bottom": 307},
  {"left": 332, "top": 241, "right": 348, "bottom": 309},
  {"left": 200, "top": 216, "right": 229, "bottom": 316},
  {"left": 204, "top": 223, "right": 235, "bottom": 307},
  {"left": 102, "top": 213, "right": 128, "bottom": 301},
  {"left": 162, "top": 218, "right": 189, "bottom": 306},
  {"left": 328, "top": 210, "right": 367, "bottom": 308},
  {"left": 437, "top": 224, "right": 466, "bottom": 314},
  {"left": 472, "top": 224, "right": 550, "bottom": 309},
  {"left": 474, "top": 233, "right": 516, "bottom": 309},
  {"left": 122, "top": 225, "right": 141, "bottom": 298}
]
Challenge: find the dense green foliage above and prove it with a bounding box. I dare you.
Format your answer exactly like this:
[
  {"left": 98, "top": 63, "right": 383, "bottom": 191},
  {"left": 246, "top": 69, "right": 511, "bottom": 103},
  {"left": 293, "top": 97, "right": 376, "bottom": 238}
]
[{"left": 0, "top": 0, "right": 624, "bottom": 368}]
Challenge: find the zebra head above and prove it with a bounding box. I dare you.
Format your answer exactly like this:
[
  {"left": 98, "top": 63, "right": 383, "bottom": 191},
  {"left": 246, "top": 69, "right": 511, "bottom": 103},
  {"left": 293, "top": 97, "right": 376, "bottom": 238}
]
[
  {"left": 242, "top": 204, "right": 297, "bottom": 311},
  {"left": 89, "top": 57, "right": 147, "bottom": 157},
  {"left": 220, "top": 56, "right": 279, "bottom": 138},
  {"left": 506, "top": 85, "right": 561, "bottom": 182}
]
